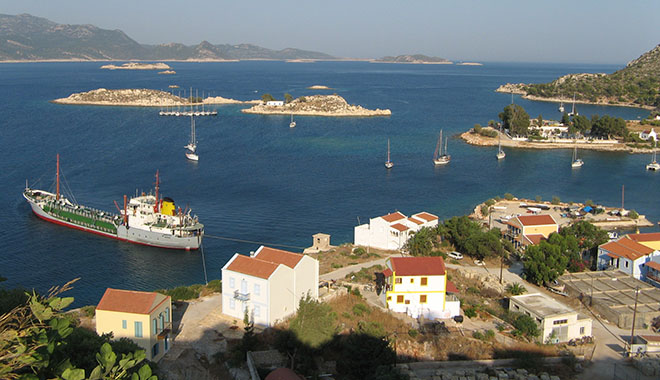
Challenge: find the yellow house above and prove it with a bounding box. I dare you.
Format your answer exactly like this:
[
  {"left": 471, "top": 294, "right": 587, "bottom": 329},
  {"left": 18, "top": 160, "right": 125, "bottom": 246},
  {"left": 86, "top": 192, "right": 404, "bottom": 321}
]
[
  {"left": 627, "top": 232, "right": 660, "bottom": 251},
  {"left": 96, "top": 288, "right": 172, "bottom": 362},
  {"left": 506, "top": 214, "right": 558, "bottom": 250}
]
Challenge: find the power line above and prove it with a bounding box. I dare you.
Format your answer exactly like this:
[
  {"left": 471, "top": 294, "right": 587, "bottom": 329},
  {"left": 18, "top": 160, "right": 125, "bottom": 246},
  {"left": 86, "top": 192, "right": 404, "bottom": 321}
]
[{"left": 203, "top": 233, "right": 307, "bottom": 250}]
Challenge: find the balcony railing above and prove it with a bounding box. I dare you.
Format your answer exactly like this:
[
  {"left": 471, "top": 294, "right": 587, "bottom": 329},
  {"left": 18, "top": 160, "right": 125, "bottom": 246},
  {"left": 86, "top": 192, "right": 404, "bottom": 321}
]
[
  {"left": 157, "top": 322, "right": 172, "bottom": 340},
  {"left": 648, "top": 272, "right": 660, "bottom": 284},
  {"left": 234, "top": 290, "right": 250, "bottom": 301}
]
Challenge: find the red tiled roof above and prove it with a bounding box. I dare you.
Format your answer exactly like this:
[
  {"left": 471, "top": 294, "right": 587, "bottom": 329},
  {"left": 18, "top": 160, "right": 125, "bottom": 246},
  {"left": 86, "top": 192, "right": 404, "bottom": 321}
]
[
  {"left": 408, "top": 217, "right": 424, "bottom": 225},
  {"left": 523, "top": 234, "right": 545, "bottom": 245},
  {"left": 226, "top": 254, "right": 280, "bottom": 279},
  {"left": 96, "top": 288, "right": 169, "bottom": 315},
  {"left": 255, "top": 246, "right": 304, "bottom": 269},
  {"left": 644, "top": 261, "right": 660, "bottom": 272},
  {"left": 382, "top": 268, "right": 393, "bottom": 277},
  {"left": 627, "top": 233, "right": 660, "bottom": 243},
  {"left": 600, "top": 239, "right": 654, "bottom": 261},
  {"left": 265, "top": 368, "right": 304, "bottom": 380},
  {"left": 391, "top": 223, "right": 409, "bottom": 232},
  {"left": 413, "top": 212, "right": 439, "bottom": 222},
  {"left": 516, "top": 214, "right": 557, "bottom": 226},
  {"left": 446, "top": 280, "right": 459, "bottom": 293},
  {"left": 381, "top": 211, "right": 406, "bottom": 223},
  {"left": 390, "top": 257, "right": 446, "bottom": 276},
  {"left": 640, "top": 335, "right": 660, "bottom": 343}
]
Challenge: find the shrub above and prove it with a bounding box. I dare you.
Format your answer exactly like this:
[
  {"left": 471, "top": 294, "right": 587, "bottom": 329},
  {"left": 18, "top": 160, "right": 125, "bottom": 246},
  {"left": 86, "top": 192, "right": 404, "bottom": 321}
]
[
  {"left": 506, "top": 283, "right": 527, "bottom": 295},
  {"left": 513, "top": 314, "right": 540, "bottom": 339},
  {"left": 357, "top": 320, "right": 386, "bottom": 338},
  {"left": 481, "top": 205, "right": 490, "bottom": 216},
  {"left": 352, "top": 247, "right": 366, "bottom": 257},
  {"left": 504, "top": 193, "right": 514, "bottom": 200},
  {"left": 81, "top": 305, "right": 96, "bottom": 318},
  {"left": 472, "top": 331, "right": 484, "bottom": 340},
  {"left": 464, "top": 307, "right": 477, "bottom": 318},
  {"left": 352, "top": 303, "right": 370, "bottom": 316},
  {"left": 535, "top": 195, "right": 542, "bottom": 203},
  {"left": 341, "top": 311, "right": 352, "bottom": 319},
  {"left": 485, "top": 199, "right": 496, "bottom": 207},
  {"left": 351, "top": 287, "right": 362, "bottom": 297},
  {"left": 629, "top": 210, "right": 639, "bottom": 219},
  {"left": 408, "top": 329, "right": 418, "bottom": 338},
  {"left": 474, "top": 124, "right": 483, "bottom": 133},
  {"left": 585, "top": 199, "right": 595, "bottom": 207},
  {"left": 485, "top": 329, "right": 496, "bottom": 340},
  {"left": 551, "top": 196, "right": 561, "bottom": 205},
  {"left": 155, "top": 284, "right": 203, "bottom": 301},
  {"left": 331, "top": 263, "right": 343, "bottom": 269},
  {"left": 206, "top": 279, "right": 222, "bottom": 293}
]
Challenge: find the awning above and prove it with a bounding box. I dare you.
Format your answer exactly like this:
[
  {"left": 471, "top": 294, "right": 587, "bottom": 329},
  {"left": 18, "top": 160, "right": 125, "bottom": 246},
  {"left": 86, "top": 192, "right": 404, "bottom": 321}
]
[
  {"left": 382, "top": 268, "right": 393, "bottom": 277},
  {"left": 446, "top": 280, "right": 459, "bottom": 294}
]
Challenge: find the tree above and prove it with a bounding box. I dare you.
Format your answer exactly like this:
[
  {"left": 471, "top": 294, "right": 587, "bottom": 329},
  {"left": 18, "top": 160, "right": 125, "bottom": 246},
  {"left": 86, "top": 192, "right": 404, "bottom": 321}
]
[
  {"left": 261, "top": 93, "right": 275, "bottom": 103},
  {"left": 536, "top": 115, "right": 543, "bottom": 128},
  {"left": 284, "top": 93, "right": 293, "bottom": 104},
  {"left": 506, "top": 283, "right": 527, "bottom": 295},
  {"left": 561, "top": 112, "right": 571, "bottom": 126},
  {"left": 591, "top": 115, "right": 627, "bottom": 138},
  {"left": 522, "top": 238, "right": 570, "bottom": 285},
  {"left": 499, "top": 104, "right": 530, "bottom": 136},
  {"left": 404, "top": 227, "right": 436, "bottom": 256},
  {"left": 512, "top": 314, "right": 540, "bottom": 339},
  {"left": 572, "top": 115, "right": 591, "bottom": 134},
  {"left": 289, "top": 295, "right": 336, "bottom": 349},
  {"left": 551, "top": 196, "right": 561, "bottom": 205},
  {"left": 559, "top": 221, "right": 608, "bottom": 269}
]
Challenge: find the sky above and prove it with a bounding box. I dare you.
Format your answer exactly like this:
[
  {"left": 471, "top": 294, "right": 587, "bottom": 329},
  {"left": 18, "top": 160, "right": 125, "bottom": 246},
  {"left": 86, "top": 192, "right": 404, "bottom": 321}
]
[{"left": 2, "top": 0, "right": 659, "bottom": 64}]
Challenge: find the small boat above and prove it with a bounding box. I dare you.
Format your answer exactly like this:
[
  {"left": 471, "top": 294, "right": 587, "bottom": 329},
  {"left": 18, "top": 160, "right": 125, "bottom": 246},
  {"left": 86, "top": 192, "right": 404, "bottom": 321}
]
[
  {"left": 289, "top": 114, "right": 296, "bottom": 128},
  {"left": 385, "top": 138, "right": 393, "bottom": 169},
  {"left": 186, "top": 115, "right": 198, "bottom": 161},
  {"left": 571, "top": 143, "right": 583, "bottom": 168},
  {"left": 646, "top": 140, "right": 660, "bottom": 171},
  {"left": 568, "top": 93, "right": 578, "bottom": 117},
  {"left": 433, "top": 130, "right": 451, "bottom": 165},
  {"left": 496, "top": 126, "right": 506, "bottom": 160},
  {"left": 558, "top": 95, "right": 565, "bottom": 113}
]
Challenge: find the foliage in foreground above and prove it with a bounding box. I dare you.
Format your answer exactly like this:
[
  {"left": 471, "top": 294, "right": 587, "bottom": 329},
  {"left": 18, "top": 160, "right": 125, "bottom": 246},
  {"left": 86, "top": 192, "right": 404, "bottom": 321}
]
[{"left": 0, "top": 279, "right": 156, "bottom": 380}]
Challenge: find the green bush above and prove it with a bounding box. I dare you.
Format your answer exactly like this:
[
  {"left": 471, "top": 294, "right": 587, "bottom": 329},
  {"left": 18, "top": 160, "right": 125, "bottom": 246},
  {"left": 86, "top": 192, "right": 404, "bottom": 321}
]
[
  {"left": 504, "top": 193, "right": 514, "bottom": 200},
  {"left": 472, "top": 331, "right": 484, "bottom": 340},
  {"left": 485, "top": 329, "right": 495, "bottom": 340},
  {"left": 506, "top": 283, "right": 527, "bottom": 295},
  {"left": 331, "top": 263, "right": 343, "bottom": 269},
  {"left": 408, "top": 329, "right": 419, "bottom": 338},
  {"left": 551, "top": 196, "right": 561, "bottom": 205},
  {"left": 357, "top": 320, "right": 386, "bottom": 338},
  {"left": 81, "top": 305, "right": 96, "bottom": 318},
  {"left": 629, "top": 210, "right": 639, "bottom": 219},
  {"left": 464, "top": 307, "right": 477, "bottom": 318},
  {"left": 513, "top": 314, "right": 540, "bottom": 338},
  {"left": 341, "top": 311, "right": 352, "bottom": 319},
  {"left": 535, "top": 195, "right": 542, "bottom": 203},
  {"left": 155, "top": 284, "right": 203, "bottom": 301},
  {"left": 206, "top": 279, "right": 222, "bottom": 293},
  {"left": 485, "top": 199, "right": 496, "bottom": 207},
  {"left": 353, "top": 247, "right": 366, "bottom": 257}
]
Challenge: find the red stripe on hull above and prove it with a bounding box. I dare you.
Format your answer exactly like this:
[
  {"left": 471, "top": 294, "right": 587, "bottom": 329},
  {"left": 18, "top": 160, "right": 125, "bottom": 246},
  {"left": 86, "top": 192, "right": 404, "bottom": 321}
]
[{"left": 31, "top": 210, "right": 197, "bottom": 251}]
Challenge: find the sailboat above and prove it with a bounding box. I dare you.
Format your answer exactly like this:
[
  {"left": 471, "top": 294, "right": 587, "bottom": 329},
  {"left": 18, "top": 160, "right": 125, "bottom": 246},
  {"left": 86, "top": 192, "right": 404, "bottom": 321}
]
[
  {"left": 571, "top": 143, "right": 583, "bottom": 168},
  {"left": 568, "top": 93, "right": 578, "bottom": 117},
  {"left": 646, "top": 140, "right": 660, "bottom": 171},
  {"left": 185, "top": 115, "right": 199, "bottom": 161},
  {"left": 433, "top": 130, "right": 451, "bottom": 165},
  {"left": 385, "top": 138, "right": 393, "bottom": 169},
  {"left": 289, "top": 114, "right": 296, "bottom": 128},
  {"left": 496, "top": 126, "right": 506, "bottom": 160},
  {"left": 558, "top": 94, "right": 565, "bottom": 113}
]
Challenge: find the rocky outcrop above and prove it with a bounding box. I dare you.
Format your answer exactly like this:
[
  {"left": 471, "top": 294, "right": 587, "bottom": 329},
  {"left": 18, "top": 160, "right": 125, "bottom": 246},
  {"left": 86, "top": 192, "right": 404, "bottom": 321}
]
[
  {"left": 307, "top": 85, "right": 332, "bottom": 90},
  {"left": 53, "top": 88, "right": 185, "bottom": 106},
  {"left": 241, "top": 95, "right": 391, "bottom": 117},
  {"left": 204, "top": 96, "right": 260, "bottom": 105},
  {"left": 100, "top": 62, "right": 170, "bottom": 70},
  {"left": 157, "top": 70, "right": 176, "bottom": 74}
]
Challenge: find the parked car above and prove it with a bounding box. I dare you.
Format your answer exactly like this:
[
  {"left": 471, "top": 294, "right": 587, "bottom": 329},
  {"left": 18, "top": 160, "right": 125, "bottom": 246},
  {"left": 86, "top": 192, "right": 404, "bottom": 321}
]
[{"left": 448, "top": 251, "right": 463, "bottom": 260}]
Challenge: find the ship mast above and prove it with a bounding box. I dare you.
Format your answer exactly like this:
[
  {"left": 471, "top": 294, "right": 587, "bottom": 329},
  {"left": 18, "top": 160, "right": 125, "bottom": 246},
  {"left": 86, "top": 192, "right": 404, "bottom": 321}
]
[
  {"left": 56, "top": 154, "right": 60, "bottom": 201},
  {"left": 155, "top": 170, "right": 160, "bottom": 212}
]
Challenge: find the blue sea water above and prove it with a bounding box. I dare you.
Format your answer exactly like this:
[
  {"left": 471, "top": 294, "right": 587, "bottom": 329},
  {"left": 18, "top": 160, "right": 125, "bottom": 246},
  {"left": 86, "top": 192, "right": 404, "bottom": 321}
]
[{"left": 0, "top": 61, "right": 655, "bottom": 306}]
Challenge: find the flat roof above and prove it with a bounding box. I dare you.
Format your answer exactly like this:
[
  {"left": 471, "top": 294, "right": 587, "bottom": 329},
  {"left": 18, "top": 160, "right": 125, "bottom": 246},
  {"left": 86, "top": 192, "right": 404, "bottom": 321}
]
[{"left": 510, "top": 293, "right": 574, "bottom": 318}]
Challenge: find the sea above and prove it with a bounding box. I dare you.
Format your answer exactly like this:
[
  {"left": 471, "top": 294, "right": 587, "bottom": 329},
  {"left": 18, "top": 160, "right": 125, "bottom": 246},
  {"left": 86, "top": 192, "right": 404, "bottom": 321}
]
[{"left": 0, "top": 61, "right": 655, "bottom": 306}]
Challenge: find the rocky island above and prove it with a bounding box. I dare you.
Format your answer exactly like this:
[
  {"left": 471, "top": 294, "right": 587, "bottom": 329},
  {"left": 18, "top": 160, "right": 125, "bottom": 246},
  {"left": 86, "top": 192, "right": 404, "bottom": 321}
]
[
  {"left": 307, "top": 85, "right": 332, "bottom": 90},
  {"left": 241, "top": 95, "right": 391, "bottom": 117},
  {"left": 52, "top": 88, "right": 259, "bottom": 106},
  {"left": 100, "top": 62, "right": 171, "bottom": 70},
  {"left": 373, "top": 54, "right": 452, "bottom": 64}
]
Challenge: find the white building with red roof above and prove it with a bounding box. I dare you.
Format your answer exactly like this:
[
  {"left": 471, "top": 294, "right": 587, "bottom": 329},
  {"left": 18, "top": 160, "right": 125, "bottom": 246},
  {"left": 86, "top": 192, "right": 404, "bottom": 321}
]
[
  {"left": 598, "top": 234, "right": 660, "bottom": 281},
  {"left": 381, "top": 256, "right": 460, "bottom": 319},
  {"left": 354, "top": 211, "right": 439, "bottom": 251},
  {"left": 95, "top": 288, "right": 172, "bottom": 362},
  {"left": 221, "top": 245, "right": 318, "bottom": 326},
  {"left": 505, "top": 214, "right": 559, "bottom": 250}
]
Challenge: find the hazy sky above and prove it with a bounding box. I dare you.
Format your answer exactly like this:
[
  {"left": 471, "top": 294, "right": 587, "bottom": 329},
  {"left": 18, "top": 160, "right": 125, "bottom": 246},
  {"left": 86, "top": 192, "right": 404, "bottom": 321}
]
[{"left": 2, "top": 0, "right": 659, "bottom": 64}]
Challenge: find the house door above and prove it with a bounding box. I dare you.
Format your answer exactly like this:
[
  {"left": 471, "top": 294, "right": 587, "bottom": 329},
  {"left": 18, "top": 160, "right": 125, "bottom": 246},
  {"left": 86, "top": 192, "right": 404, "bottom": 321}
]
[{"left": 241, "top": 279, "right": 247, "bottom": 294}]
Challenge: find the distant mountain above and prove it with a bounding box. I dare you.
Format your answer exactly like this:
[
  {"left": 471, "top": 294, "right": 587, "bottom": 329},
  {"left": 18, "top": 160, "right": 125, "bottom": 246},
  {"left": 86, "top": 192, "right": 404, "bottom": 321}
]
[
  {"left": 0, "top": 13, "right": 335, "bottom": 61},
  {"left": 504, "top": 44, "right": 660, "bottom": 109},
  {"left": 375, "top": 54, "right": 451, "bottom": 64}
]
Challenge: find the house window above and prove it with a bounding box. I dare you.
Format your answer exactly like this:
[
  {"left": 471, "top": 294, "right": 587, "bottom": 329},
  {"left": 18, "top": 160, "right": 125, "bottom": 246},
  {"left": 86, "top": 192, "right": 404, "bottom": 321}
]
[
  {"left": 165, "top": 307, "right": 170, "bottom": 323},
  {"left": 397, "top": 295, "right": 404, "bottom": 304},
  {"left": 229, "top": 298, "right": 236, "bottom": 310},
  {"left": 395, "top": 278, "right": 402, "bottom": 284},
  {"left": 152, "top": 318, "right": 158, "bottom": 334},
  {"left": 421, "top": 277, "right": 428, "bottom": 286},
  {"left": 122, "top": 320, "right": 127, "bottom": 329},
  {"left": 405, "top": 300, "right": 410, "bottom": 305},
  {"left": 152, "top": 343, "right": 159, "bottom": 357},
  {"left": 553, "top": 319, "right": 568, "bottom": 325},
  {"left": 164, "top": 336, "right": 169, "bottom": 351},
  {"left": 229, "top": 277, "right": 235, "bottom": 289},
  {"left": 625, "top": 260, "right": 629, "bottom": 268},
  {"left": 254, "top": 305, "right": 260, "bottom": 317},
  {"left": 134, "top": 321, "right": 143, "bottom": 338},
  {"left": 580, "top": 327, "right": 585, "bottom": 335},
  {"left": 420, "top": 295, "right": 427, "bottom": 303},
  {"left": 410, "top": 278, "right": 414, "bottom": 284},
  {"left": 254, "top": 284, "right": 261, "bottom": 296},
  {"left": 387, "top": 296, "right": 392, "bottom": 301}
]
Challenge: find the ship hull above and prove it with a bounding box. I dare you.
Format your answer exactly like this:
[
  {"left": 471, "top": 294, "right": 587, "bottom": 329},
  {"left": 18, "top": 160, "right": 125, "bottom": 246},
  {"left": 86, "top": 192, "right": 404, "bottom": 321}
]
[{"left": 25, "top": 194, "right": 200, "bottom": 250}]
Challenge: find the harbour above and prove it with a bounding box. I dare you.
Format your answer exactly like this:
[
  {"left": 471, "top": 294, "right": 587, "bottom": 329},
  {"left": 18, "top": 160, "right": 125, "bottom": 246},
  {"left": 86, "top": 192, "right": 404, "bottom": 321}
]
[{"left": 1, "top": 60, "right": 655, "bottom": 306}]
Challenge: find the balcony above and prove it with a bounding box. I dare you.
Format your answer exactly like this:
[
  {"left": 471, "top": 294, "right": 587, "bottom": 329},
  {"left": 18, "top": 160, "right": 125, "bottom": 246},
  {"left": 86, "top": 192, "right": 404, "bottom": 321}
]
[
  {"left": 157, "top": 322, "right": 172, "bottom": 340},
  {"left": 234, "top": 290, "right": 250, "bottom": 301}
]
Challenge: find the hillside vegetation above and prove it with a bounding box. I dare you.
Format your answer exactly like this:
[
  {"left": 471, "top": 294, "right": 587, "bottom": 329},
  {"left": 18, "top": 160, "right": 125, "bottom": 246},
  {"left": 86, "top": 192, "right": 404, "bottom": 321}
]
[{"left": 518, "top": 44, "right": 660, "bottom": 109}]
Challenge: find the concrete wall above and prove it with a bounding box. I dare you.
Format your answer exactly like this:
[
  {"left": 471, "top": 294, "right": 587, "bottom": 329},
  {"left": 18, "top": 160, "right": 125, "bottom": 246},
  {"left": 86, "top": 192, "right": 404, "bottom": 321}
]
[
  {"left": 267, "top": 265, "right": 295, "bottom": 325},
  {"left": 294, "top": 255, "right": 319, "bottom": 303}
]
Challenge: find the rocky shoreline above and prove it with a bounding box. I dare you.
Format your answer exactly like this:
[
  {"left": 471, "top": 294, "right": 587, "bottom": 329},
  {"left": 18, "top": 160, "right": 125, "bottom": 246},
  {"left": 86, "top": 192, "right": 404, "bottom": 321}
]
[
  {"left": 495, "top": 83, "right": 654, "bottom": 110},
  {"left": 52, "top": 88, "right": 259, "bottom": 107},
  {"left": 241, "top": 94, "right": 391, "bottom": 117},
  {"left": 460, "top": 129, "right": 653, "bottom": 154},
  {"left": 100, "top": 62, "right": 171, "bottom": 70}
]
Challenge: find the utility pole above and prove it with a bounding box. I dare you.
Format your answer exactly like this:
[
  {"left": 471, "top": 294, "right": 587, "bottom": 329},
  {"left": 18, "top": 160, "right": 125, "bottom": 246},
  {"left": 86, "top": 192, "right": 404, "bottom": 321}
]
[{"left": 629, "top": 286, "right": 640, "bottom": 355}]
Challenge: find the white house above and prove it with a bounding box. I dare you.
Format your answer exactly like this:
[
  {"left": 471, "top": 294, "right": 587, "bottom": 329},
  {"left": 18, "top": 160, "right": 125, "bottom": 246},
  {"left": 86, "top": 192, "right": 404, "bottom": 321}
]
[
  {"left": 221, "top": 245, "right": 318, "bottom": 327},
  {"left": 354, "top": 211, "right": 439, "bottom": 251},
  {"left": 509, "top": 293, "right": 592, "bottom": 343},
  {"left": 640, "top": 128, "right": 657, "bottom": 141},
  {"left": 597, "top": 236, "right": 660, "bottom": 280},
  {"left": 381, "top": 256, "right": 460, "bottom": 319},
  {"left": 266, "top": 100, "right": 284, "bottom": 106}
]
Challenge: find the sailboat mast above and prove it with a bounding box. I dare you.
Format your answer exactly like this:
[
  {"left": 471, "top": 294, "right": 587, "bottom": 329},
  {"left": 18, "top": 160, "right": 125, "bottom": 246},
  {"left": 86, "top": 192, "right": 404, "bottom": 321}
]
[
  {"left": 56, "top": 154, "right": 60, "bottom": 201},
  {"left": 155, "top": 170, "right": 160, "bottom": 212},
  {"left": 387, "top": 139, "right": 391, "bottom": 162},
  {"left": 444, "top": 136, "right": 448, "bottom": 155},
  {"left": 434, "top": 131, "right": 442, "bottom": 159}
]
